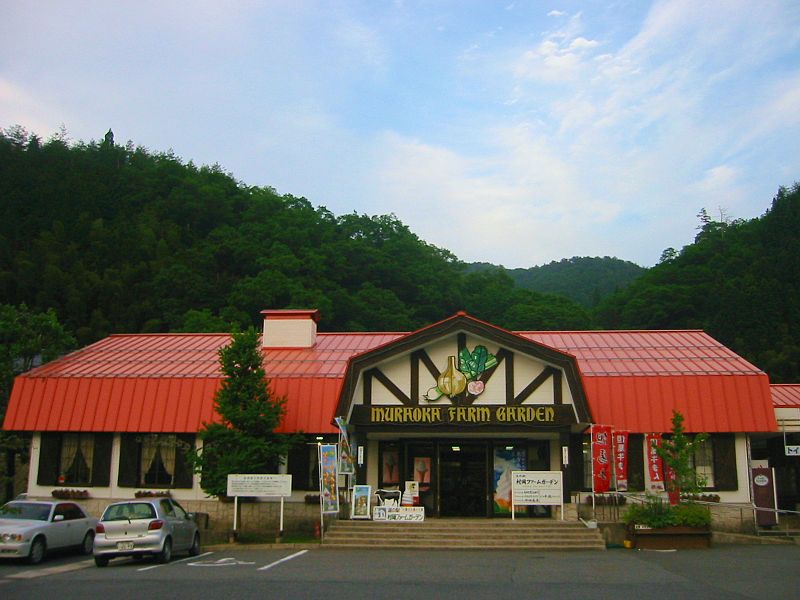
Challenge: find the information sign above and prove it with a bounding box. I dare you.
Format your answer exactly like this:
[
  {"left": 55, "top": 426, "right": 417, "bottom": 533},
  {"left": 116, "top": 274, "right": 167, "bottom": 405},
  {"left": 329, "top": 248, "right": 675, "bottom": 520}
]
[
  {"left": 511, "top": 470, "right": 563, "bottom": 520},
  {"left": 226, "top": 474, "right": 292, "bottom": 497}
]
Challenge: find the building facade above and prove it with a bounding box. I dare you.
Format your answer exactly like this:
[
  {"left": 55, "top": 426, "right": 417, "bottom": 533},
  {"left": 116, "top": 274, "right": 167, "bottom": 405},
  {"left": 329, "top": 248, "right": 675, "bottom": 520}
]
[{"left": 3, "top": 309, "right": 787, "bottom": 519}]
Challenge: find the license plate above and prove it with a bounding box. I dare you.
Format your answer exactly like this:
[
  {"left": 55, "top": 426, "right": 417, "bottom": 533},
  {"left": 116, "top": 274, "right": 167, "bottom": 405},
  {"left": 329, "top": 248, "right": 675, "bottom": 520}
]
[{"left": 117, "top": 542, "right": 135, "bottom": 551}]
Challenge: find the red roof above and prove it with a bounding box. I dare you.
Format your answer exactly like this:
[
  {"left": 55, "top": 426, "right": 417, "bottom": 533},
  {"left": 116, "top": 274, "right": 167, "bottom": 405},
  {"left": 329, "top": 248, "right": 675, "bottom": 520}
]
[
  {"left": 772, "top": 384, "right": 800, "bottom": 408},
  {"left": 3, "top": 324, "right": 777, "bottom": 434}
]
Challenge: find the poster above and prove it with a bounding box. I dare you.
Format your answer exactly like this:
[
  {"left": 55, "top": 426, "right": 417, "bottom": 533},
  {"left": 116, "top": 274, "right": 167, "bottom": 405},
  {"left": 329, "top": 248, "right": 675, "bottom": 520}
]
[
  {"left": 592, "top": 425, "right": 612, "bottom": 494},
  {"left": 494, "top": 447, "right": 527, "bottom": 514},
  {"left": 351, "top": 485, "right": 371, "bottom": 519},
  {"left": 335, "top": 417, "right": 355, "bottom": 475},
  {"left": 613, "top": 431, "right": 629, "bottom": 491},
  {"left": 382, "top": 448, "right": 399, "bottom": 484},
  {"left": 645, "top": 433, "right": 665, "bottom": 492},
  {"left": 413, "top": 457, "right": 431, "bottom": 484},
  {"left": 318, "top": 444, "right": 339, "bottom": 514}
]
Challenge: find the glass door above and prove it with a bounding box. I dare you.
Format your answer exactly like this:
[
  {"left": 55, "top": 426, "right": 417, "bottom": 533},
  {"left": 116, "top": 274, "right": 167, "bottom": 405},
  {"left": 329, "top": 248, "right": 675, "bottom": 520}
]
[{"left": 438, "top": 442, "right": 488, "bottom": 517}]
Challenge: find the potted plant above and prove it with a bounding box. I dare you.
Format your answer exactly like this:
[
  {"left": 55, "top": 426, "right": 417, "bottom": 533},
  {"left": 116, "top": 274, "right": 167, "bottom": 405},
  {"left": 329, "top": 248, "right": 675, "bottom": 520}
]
[
  {"left": 623, "top": 411, "right": 713, "bottom": 548},
  {"left": 622, "top": 495, "right": 712, "bottom": 548},
  {"left": 51, "top": 489, "right": 90, "bottom": 499}
]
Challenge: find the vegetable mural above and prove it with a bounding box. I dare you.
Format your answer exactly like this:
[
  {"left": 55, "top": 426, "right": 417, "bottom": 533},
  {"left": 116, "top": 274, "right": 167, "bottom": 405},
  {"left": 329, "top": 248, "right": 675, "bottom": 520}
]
[{"left": 424, "top": 345, "right": 498, "bottom": 401}]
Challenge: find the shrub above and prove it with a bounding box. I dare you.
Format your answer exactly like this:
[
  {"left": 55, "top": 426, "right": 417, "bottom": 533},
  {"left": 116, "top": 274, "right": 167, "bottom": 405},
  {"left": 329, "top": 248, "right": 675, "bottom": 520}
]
[{"left": 622, "top": 495, "right": 711, "bottom": 528}]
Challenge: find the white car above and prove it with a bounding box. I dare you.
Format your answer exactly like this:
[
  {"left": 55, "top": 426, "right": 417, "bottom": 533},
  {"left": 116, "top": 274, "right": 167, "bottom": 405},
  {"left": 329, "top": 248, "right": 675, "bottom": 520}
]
[{"left": 0, "top": 500, "right": 98, "bottom": 564}]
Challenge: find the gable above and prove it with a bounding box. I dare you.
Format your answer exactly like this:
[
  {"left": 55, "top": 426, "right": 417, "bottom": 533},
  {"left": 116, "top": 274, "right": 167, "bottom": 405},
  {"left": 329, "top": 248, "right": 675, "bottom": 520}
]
[{"left": 336, "top": 313, "right": 591, "bottom": 431}]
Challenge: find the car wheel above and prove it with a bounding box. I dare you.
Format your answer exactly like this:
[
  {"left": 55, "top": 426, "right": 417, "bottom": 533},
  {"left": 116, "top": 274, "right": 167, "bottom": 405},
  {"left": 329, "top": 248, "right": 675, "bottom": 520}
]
[
  {"left": 94, "top": 556, "right": 109, "bottom": 567},
  {"left": 156, "top": 538, "right": 172, "bottom": 564},
  {"left": 188, "top": 533, "right": 201, "bottom": 556},
  {"left": 28, "top": 537, "right": 46, "bottom": 565},
  {"left": 81, "top": 531, "right": 95, "bottom": 555}
]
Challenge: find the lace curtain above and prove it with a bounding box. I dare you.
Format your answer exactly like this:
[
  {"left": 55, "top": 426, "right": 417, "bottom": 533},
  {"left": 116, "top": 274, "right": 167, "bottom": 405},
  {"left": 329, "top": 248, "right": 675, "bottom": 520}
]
[{"left": 59, "top": 433, "right": 79, "bottom": 479}]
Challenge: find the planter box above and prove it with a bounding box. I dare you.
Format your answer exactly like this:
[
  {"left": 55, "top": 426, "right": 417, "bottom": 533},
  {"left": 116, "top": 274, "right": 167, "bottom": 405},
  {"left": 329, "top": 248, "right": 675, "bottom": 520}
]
[{"left": 632, "top": 526, "right": 711, "bottom": 549}]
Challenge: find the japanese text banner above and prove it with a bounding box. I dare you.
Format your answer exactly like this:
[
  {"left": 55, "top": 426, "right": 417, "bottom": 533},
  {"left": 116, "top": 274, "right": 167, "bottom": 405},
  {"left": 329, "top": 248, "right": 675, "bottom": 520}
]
[
  {"left": 613, "top": 431, "right": 629, "bottom": 491},
  {"left": 591, "top": 425, "right": 612, "bottom": 494}
]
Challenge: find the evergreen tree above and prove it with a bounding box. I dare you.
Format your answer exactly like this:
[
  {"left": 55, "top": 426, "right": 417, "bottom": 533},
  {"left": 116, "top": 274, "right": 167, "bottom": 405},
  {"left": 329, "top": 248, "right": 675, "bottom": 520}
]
[
  {"left": 656, "top": 411, "right": 709, "bottom": 501},
  {"left": 187, "top": 328, "right": 298, "bottom": 497}
]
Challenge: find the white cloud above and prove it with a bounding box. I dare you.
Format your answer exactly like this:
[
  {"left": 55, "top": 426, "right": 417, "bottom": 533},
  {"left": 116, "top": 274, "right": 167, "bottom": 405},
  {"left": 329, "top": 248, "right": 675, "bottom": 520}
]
[{"left": 547, "top": 10, "right": 566, "bottom": 18}]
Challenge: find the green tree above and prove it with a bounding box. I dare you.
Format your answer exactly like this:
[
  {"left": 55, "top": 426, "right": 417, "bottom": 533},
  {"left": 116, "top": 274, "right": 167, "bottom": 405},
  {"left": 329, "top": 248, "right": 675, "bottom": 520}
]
[
  {"left": 656, "top": 411, "right": 709, "bottom": 500},
  {"left": 0, "top": 304, "right": 75, "bottom": 500},
  {"left": 187, "top": 329, "right": 298, "bottom": 497}
]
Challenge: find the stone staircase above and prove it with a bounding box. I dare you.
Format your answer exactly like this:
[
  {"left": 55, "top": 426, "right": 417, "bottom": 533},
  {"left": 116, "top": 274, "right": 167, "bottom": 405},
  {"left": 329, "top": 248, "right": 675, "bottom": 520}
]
[{"left": 322, "top": 518, "right": 606, "bottom": 550}]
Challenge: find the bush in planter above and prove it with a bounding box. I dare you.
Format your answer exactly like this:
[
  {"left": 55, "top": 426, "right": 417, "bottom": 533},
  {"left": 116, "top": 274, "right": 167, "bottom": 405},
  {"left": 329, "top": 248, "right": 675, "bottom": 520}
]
[
  {"left": 51, "top": 489, "right": 90, "bottom": 499},
  {"left": 135, "top": 490, "right": 172, "bottom": 498},
  {"left": 622, "top": 495, "right": 711, "bottom": 529}
]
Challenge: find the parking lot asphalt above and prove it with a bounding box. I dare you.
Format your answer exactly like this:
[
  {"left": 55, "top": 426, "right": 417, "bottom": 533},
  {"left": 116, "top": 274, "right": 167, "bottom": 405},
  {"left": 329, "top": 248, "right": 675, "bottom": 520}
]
[{"left": 2, "top": 544, "right": 799, "bottom": 600}]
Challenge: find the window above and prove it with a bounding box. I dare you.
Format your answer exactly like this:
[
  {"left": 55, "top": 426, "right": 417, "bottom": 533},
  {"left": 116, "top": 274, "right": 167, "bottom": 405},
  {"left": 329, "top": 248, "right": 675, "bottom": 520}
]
[
  {"left": 60, "top": 433, "right": 94, "bottom": 485},
  {"left": 141, "top": 434, "right": 179, "bottom": 486},
  {"left": 37, "top": 433, "right": 113, "bottom": 488},
  {"left": 287, "top": 436, "right": 337, "bottom": 491},
  {"left": 53, "top": 503, "right": 86, "bottom": 521},
  {"left": 689, "top": 437, "right": 715, "bottom": 488},
  {"left": 117, "top": 433, "right": 195, "bottom": 489}
]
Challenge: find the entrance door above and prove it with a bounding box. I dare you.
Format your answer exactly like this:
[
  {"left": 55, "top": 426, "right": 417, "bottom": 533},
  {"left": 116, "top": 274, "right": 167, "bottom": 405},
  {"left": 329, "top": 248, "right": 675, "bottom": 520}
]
[{"left": 439, "top": 443, "right": 488, "bottom": 517}]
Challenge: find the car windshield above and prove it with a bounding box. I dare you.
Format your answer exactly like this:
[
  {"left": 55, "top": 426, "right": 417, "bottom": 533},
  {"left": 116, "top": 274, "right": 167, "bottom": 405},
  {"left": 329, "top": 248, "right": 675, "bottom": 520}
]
[
  {"left": 0, "top": 502, "right": 51, "bottom": 521},
  {"left": 102, "top": 503, "right": 156, "bottom": 521}
]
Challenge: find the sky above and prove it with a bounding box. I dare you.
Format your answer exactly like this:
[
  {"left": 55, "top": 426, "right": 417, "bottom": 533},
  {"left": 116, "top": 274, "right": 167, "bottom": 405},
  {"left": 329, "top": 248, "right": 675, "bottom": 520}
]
[{"left": 2, "top": 1, "right": 799, "bottom": 268}]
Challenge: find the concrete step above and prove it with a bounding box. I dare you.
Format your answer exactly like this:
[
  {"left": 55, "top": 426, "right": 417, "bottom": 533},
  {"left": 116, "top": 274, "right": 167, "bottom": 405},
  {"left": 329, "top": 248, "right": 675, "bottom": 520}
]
[{"left": 322, "top": 518, "right": 606, "bottom": 550}]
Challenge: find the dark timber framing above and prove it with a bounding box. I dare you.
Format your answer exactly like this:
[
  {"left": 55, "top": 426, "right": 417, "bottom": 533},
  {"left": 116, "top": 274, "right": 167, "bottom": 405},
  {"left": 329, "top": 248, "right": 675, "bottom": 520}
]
[{"left": 335, "top": 312, "right": 591, "bottom": 423}]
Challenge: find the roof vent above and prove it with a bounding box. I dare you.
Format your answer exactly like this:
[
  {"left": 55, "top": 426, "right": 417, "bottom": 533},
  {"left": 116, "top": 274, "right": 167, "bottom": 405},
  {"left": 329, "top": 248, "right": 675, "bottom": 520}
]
[{"left": 261, "top": 309, "right": 320, "bottom": 348}]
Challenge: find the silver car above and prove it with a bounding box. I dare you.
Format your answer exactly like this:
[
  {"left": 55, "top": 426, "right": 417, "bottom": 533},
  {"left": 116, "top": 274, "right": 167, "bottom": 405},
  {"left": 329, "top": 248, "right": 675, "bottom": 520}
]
[
  {"left": 93, "top": 498, "right": 200, "bottom": 567},
  {"left": 0, "top": 500, "right": 97, "bottom": 564}
]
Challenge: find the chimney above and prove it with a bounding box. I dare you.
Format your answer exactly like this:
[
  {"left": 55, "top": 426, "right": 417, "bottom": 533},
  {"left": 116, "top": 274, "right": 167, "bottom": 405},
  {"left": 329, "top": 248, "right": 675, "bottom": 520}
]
[{"left": 261, "top": 309, "right": 321, "bottom": 348}]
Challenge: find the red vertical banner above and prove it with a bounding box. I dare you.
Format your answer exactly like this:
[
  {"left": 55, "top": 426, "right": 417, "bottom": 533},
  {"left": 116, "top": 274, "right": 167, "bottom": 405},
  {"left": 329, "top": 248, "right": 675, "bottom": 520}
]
[
  {"left": 591, "top": 425, "right": 612, "bottom": 494},
  {"left": 645, "top": 433, "right": 665, "bottom": 492},
  {"left": 613, "top": 431, "right": 629, "bottom": 491}
]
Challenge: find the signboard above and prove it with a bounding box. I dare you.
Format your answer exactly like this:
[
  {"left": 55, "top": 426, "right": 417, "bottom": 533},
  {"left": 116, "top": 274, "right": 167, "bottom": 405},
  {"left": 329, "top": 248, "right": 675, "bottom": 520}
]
[
  {"left": 613, "top": 431, "right": 629, "bottom": 491},
  {"left": 226, "top": 474, "right": 292, "bottom": 497},
  {"left": 351, "top": 485, "right": 371, "bottom": 519},
  {"left": 645, "top": 433, "right": 665, "bottom": 492},
  {"left": 351, "top": 404, "right": 576, "bottom": 427},
  {"left": 752, "top": 467, "right": 778, "bottom": 527},
  {"left": 591, "top": 425, "right": 612, "bottom": 494},
  {"left": 511, "top": 470, "right": 563, "bottom": 520},
  {"left": 786, "top": 445, "right": 800, "bottom": 456},
  {"left": 372, "top": 506, "right": 425, "bottom": 522},
  {"left": 319, "top": 444, "right": 339, "bottom": 514}
]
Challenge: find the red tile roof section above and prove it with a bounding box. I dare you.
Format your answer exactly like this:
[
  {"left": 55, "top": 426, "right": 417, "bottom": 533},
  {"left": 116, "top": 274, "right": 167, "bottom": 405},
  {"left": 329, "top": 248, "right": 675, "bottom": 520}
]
[
  {"left": 3, "top": 326, "right": 777, "bottom": 434},
  {"left": 772, "top": 384, "right": 800, "bottom": 408}
]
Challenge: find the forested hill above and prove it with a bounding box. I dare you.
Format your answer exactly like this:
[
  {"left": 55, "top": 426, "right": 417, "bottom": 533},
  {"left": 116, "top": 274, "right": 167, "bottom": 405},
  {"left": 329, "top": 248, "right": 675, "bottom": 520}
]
[
  {"left": 468, "top": 257, "right": 646, "bottom": 308},
  {"left": 0, "top": 128, "right": 593, "bottom": 345},
  {"left": 595, "top": 184, "right": 800, "bottom": 383}
]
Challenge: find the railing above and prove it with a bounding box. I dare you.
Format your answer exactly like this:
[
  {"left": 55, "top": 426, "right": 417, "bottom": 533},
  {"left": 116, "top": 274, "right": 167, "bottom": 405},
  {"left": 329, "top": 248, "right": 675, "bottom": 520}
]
[{"left": 574, "top": 491, "right": 800, "bottom": 537}]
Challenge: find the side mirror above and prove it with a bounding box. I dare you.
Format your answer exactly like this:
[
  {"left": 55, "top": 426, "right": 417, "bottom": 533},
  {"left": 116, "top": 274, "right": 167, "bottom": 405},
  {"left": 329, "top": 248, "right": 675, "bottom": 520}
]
[
  {"left": 53, "top": 514, "right": 65, "bottom": 522},
  {"left": 186, "top": 512, "right": 194, "bottom": 521}
]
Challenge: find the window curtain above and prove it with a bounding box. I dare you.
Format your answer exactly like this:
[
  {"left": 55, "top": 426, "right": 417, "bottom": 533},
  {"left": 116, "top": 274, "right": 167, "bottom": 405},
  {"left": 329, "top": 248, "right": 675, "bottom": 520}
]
[
  {"left": 59, "top": 433, "right": 79, "bottom": 480},
  {"left": 79, "top": 434, "right": 94, "bottom": 482},
  {"left": 140, "top": 436, "right": 159, "bottom": 485},
  {"left": 161, "top": 435, "right": 177, "bottom": 481}
]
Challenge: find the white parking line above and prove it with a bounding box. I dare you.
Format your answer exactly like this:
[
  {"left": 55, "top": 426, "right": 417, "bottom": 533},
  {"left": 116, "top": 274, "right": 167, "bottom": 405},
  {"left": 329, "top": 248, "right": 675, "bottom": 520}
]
[
  {"left": 257, "top": 550, "right": 308, "bottom": 572},
  {"left": 137, "top": 551, "right": 213, "bottom": 572},
  {"left": 8, "top": 559, "right": 94, "bottom": 580}
]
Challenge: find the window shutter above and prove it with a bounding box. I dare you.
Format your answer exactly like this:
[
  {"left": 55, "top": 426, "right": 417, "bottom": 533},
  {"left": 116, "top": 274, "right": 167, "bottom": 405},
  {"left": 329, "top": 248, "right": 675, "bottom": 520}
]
[
  {"left": 287, "top": 442, "right": 312, "bottom": 490},
  {"left": 117, "top": 434, "right": 138, "bottom": 488},
  {"left": 569, "top": 435, "right": 585, "bottom": 491},
  {"left": 712, "top": 434, "right": 738, "bottom": 491},
  {"left": 91, "top": 434, "right": 113, "bottom": 487},
  {"left": 627, "top": 435, "right": 645, "bottom": 491},
  {"left": 173, "top": 434, "right": 195, "bottom": 489},
  {"left": 37, "top": 433, "right": 61, "bottom": 486}
]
